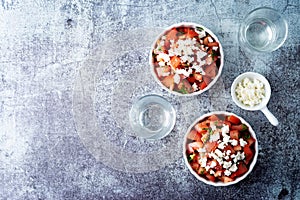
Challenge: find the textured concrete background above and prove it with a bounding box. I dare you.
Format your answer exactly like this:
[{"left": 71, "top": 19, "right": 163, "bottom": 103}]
[{"left": 0, "top": 0, "right": 299, "bottom": 199}]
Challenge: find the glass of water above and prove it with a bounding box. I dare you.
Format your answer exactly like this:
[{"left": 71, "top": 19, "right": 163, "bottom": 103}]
[
  {"left": 129, "top": 94, "right": 176, "bottom": 140},
  {"left": 239, "top": 7, "right": 288, "bottom": 53}
]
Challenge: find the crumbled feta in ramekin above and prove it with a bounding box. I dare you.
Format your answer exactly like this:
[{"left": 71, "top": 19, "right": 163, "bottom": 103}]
[{"left": 235, "top": 77, "right": 265, "bottom": 107}]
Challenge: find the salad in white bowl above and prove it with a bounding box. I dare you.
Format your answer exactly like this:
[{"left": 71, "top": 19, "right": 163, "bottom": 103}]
[
  {"left": 150, "top": 22, "right": 224, "bottom": 96},
  {"left": 183, "top": 111, "right": 258, "bottom": 186}
]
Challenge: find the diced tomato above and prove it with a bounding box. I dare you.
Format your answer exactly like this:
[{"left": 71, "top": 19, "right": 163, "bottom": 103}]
[
  {"left": 187, "top": 129, "right": 202, "bottom": 141},
  {"left": 222, "top": 176, "right": 234, "bottom": 183},
  {"left": 206, "top": 174, "right": 216, "bottom": 182},
  {"left": 224, "top": 120, "right": 232, "bottom": 128},
  {"left": 230, "top": 130, "right": 240, "bottom": 140},
  {"left": 205, "top": 141, "right": 218, "bottom": 153},
  {"left": 163, "top": 66, "right": 171, "bottom": 72},
  {"left": 244, "top": 145, "right": 254, "bottom": 165},
  {"left": 182, "top": 27, "right": 189, "bottom": 33},
  {"left": 164, "top": 40, "right": 171, "bottom": 49},
  {"left": 246, "top": 136, "right": 256, "bottom": 147},
  {"left": 177, "top": 79, "right": 193, "bottom": 93},
  {"left": 187, "top": 141, "right": 203, "bottom": 154},
  {"left": 185, "top": 28, "right": 198, "bottom": 38},
  {"left": 231, "top": 162, "right": 248, "bottom": 178},
  {"left": 204, "top": 62, "right": 217, "bottom": 78},
  {"left": 203, "top": 37, "right": 209, "bottom": 45},
  {"left": 191, "top": 162, "right": 199, "bottom": 171},
  {"left": 231, "top": 124, "right": 248, "bottom": 131},
  {"left": 203, "top": 75, "right": 212, "bottom": 86},
  {"left": 199, "top": 81, "right": 207, "bottom": 90},
  {"left": 214, "top": 164, "right": 223, "bottom": 171},
  {"left": 194, "top": 141, "right": 204, "bottom": 148},
  {"left": 233, "top": 145, "right": 242, "bottom": 151},
  {"left": 187, "top": 76, "right": 196, "bottom": 83},
  {"left": 166, "top": 28, "right": 178, "bottom": 41},
  {"left": 170, "top": 56, "right": 181, "bottom": 69},
  {"left": 199, "top": 120, "right": 210, "bottom": 127},
  {"left": 227, "top": 115, "right": 241, "bottom": 125},
  {"left": 194, "top": 122, "right": 209, "bottom": 134},
  {"left": 207, "top": 42, "right": 219, "bottom": 47},
  {"left": 162, "top": 75, "right": 174, "bottom": 88},
  {"left": 208, "top": 114, "right": 220, "bottom": 121},
  {"left": 194, "top": 73, "right": 203, "bottom": 81}
]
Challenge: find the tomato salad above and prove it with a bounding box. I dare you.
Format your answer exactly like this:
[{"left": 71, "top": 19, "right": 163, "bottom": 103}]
[
  {"left": 151, "top": 24, "right": 222, "bottom": 94},
  {"left": 185, "top": 114, "right": 256, "bottom": 183}
]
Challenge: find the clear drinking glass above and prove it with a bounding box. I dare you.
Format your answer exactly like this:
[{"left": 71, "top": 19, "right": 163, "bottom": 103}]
[
  {"left": 129, "top": 94, "right": 176, "bottom": 140},
  {"left": 239, "top": 7, "right": 288, "bottom": 53}
]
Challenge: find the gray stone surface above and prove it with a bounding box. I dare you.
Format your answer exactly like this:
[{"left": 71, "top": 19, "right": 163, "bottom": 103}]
[{"left": 0, "top": 0, "right": 299, "bottom": 199}]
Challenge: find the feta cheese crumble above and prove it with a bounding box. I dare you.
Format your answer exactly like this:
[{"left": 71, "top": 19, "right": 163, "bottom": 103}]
[
  {"left": 209, "top": 152, "right": 219, "bottom": 160},
  {"left": 239, "top": 138, "right": 248, "bottom": 147},
  {"left": 221, "top": 125, "right": 230, "bottom": 135},
  {"left": 210, "top": 161, "right": 217, "bottom": 168},
  {"left": 224, "top": 170, "right": 231, "bottom": 176},
  {"left": 229, "top": 164, "right": 238, "bottom": 172},
  {"left": 175, "top": 68, "right": 193, "bottom": 77},
  {"left": 226, "top": 150, "right": 231, "bottom": 156},
  {"left": 157, "top": 53, "right": 170, "bottom": 63},
  {"left": 233, "top": 152, "right": 246, "bottom": 163},
  {"left": 209, "top": 132, "right": 220, "bottom": 142},
  {"left": 200, "top": 157, "right": 207, "bottom": 168},
  {"left": 230, "top": 139, "right": 238, "bottom": 146},
  {"left": 215, "top": 149, "right": 224, "bottom": 158},
  {"left": 223, "top": 161, "right": 232, "bottom": 169},
  {"left": 218, "top": 142, "right": 226, "bottom": 150},
  {"left": 173, "top": 73, "right": 181, "bottom": 84},
  {"left": 208, "top": 37, "right": 214, "bottom": 43},
  {"left": 235, "top": 77, "right": 266, "bottom": 107},
  {"left": 192, "top": 83, "right": 198, "bottom": 91}
]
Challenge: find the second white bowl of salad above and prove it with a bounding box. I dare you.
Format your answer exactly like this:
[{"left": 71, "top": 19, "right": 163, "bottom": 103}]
[{"left": 183, "top": 111, "right": 258, "bottom": 186}]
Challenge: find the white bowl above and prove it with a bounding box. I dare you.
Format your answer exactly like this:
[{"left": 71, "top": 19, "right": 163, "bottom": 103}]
[
  {"left": 231, "top": 72, "right": 278, "bottom": 126},
  {"left": 183, "top": 111, "right": 258, "bottom": 186},
  {"left": 149, "top": 22, "right": 224, "bottom": 96}
]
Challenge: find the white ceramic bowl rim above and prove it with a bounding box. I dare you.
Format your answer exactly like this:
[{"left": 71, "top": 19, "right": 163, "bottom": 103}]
[
  {"left": 149, "top": 22, "right": 224, "bottom": 97},
  {"left": 183, "top": 111, "right": 258, "bottom": 186},
  {"left": 231, "top": 72, "right": 271, "bottom": 110}
]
